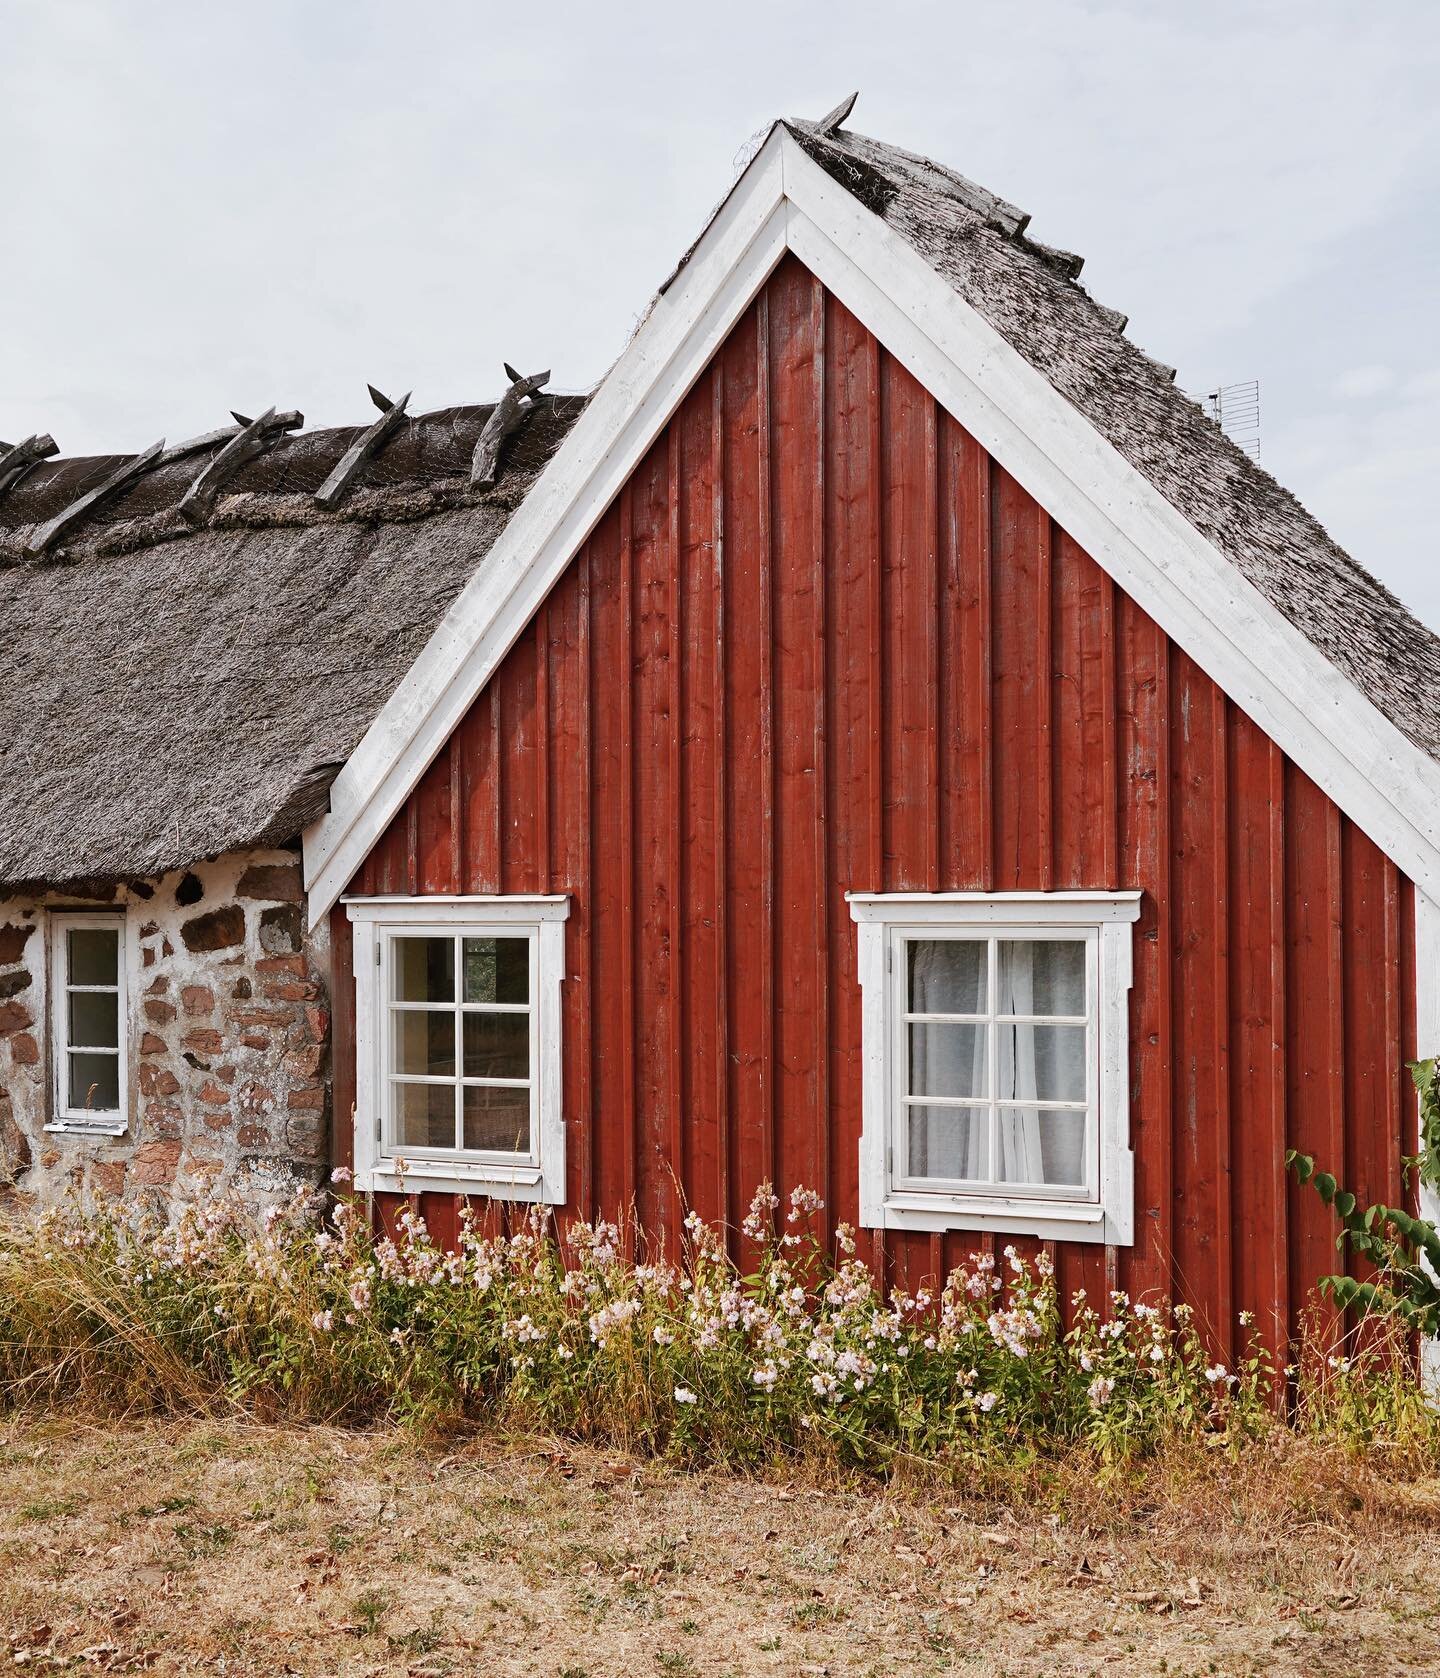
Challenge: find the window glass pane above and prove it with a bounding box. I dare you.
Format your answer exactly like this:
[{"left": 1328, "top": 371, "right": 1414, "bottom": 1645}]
[
  {"left": 907, "top": 939, "right": 986, "bottom": 1015},
  {"left": 997, "top": 1022, "right": 1086, "bottom": 1103},
  {"left": 906, "top": 1105, "right": 988, "bottom": 1180},
  {"left": 69, "top": 989, "right": 119, "bottom": 1049},
  {"left": 463, "top": 1013, "right": 529, "bottom": 1080},
  {"left": 68, "top": 1052, "right": 119, "bottom": 1112},
  {"left": 908, "top": 1022, "right": 986, "bottom": 1100},
  {"left": 462, "top": 1085, "right": 531, "bottom": 1154},
  {"left": 68, "top": 927, "right": 118, "bottom": 987},
  {"left": 998, "top": 1109, "right": 1088, "bottom": 1187},
  {"left": 393, "top": 937, "right": 454, "bottom": 1003},
  {"left": 463, "top": 937, "right": 529, "bottom": 1005},
  {"left": 393, "top": 1010, "right": 456, "bottom": 1076},
  {"left": 393, "top": 1081, "right": 456, "bottom": 1148},
  {"left": 997, "top": 939, "right": 1084, "bottom": 1017}
]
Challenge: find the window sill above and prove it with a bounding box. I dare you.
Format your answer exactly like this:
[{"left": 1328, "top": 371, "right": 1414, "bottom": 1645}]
[
  {"left": 44, "top": 1119, "right": 128, "bottom": 1139},
  {"left": 356, "top": 1158, "right": 555, "bottom": 1202},
  {"left": 867, "top": 1192, "right": 1124, "bottom": 1245}
]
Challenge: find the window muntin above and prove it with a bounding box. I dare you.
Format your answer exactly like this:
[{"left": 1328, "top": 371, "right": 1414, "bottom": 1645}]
[
  {"left": 384, "top": 931, "right": 537, "bottom": 1161},
  {"left": 51, "top": 914, "right": 127, "bottom": 1128},
  {"left": 899, "top": 931, "right": 1097, "bottom": 1201}
]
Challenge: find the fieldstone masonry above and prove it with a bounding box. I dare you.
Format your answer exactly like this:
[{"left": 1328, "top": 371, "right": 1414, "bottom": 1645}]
[{"left": 0, "top": 848, "right": 331, "bottom": 1214}]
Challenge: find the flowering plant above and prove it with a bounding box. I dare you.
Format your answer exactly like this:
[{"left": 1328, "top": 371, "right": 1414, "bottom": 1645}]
[{"left": 0, "top": 1176, "right": 1298, "bottom": 1468}]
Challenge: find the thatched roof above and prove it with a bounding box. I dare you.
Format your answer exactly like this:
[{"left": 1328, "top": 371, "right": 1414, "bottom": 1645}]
[
  {"left": 0, "top": 398, "right": 584, "bottom": 892},
  {"left": 783, "top": 118, "right": 1440, "bottom": 770}
]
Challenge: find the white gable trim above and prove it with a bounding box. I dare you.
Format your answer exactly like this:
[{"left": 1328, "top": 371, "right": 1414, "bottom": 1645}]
[{"left": 305, "top": 125, "right": 1440, "bottom": 924}]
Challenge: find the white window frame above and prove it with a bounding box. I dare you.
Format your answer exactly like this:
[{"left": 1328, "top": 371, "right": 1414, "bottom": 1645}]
[
  {"left": 850, "top": 891, "right": 1142, "bottom": 1245},
  {"left": 48, "top": 909, "right": 131, "bottom": 1136},
  {"left": 346, "top": 896, "right": 569, "bottom": 1200}
]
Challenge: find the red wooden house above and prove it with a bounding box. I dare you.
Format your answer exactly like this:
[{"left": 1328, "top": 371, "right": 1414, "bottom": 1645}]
[{"left": 296, "top": 105, "right": 1440, "bottom": 1360}]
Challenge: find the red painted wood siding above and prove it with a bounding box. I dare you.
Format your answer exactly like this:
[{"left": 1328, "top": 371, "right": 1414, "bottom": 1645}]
[{"left": 337, "top": 254, "right": 1414, "bottom": 1355}]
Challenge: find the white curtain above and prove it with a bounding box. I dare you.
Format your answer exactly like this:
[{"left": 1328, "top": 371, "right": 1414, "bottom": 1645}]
[
  {"left": 997, "top": 941, "right": 1086, "bottom": 1187},
  {"left": 908, "top": 941, "right": 986, "bottom": 1180}
]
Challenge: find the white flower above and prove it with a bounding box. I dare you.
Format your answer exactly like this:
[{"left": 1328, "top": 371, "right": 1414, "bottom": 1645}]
[
  {"left": 1087, "top": 1374, "right": 1115, "bottom": 1407},
  {"left": 311, "top": 1309, "right": 334, "bottom": 1332},
  {"left": 330, "top": 1165, "right": 354, "bottom": 1185},
  {"left": 1205, "top": 1363, "right": 1233, "bottom": 1385},
  {"left": 673, "top": 1386, "right": 697, "bottom": 1405}
]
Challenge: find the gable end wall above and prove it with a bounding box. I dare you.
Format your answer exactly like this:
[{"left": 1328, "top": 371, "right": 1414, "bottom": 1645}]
[{"left": 337, "top": 256, "right": 1414, "bottom": 1359}]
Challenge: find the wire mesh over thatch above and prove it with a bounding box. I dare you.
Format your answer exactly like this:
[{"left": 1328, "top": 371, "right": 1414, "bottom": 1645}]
[
  {"left": 0, "top": 398, "right": 585, "bottom": 893},
  {"left": 780, "top": 119, "right": 1440, "bottom": 771}
]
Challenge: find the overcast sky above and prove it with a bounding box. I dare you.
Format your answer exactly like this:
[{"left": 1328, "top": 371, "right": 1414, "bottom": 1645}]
[{"left": 4, "top": 2, "right": 1438, "bottom": 626}]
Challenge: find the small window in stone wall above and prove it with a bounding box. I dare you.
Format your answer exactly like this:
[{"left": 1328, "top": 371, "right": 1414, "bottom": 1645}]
[{"left": 49, "top": 911, "right": 129, "bottom": 1133}]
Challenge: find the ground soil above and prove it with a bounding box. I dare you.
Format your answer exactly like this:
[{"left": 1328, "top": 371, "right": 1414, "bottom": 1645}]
[{"left": 3, "top": 1417, "right": 1439, "bottom": 1676}]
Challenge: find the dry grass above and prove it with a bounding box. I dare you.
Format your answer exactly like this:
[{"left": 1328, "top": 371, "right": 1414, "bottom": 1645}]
[{"left": 3, "top": 1420, "right": 1440, "bottom": 1676}]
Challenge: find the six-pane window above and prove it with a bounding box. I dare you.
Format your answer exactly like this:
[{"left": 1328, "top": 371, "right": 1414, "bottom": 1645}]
[
  {"left": 51, "top": 914, "right": 127, "bottom": 1127},
  {"left": 387, "top": 931, "right": 535, "bottom": 1158}
]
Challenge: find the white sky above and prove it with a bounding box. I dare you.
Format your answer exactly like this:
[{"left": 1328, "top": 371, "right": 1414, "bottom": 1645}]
[{"left": 4, "top": 1, "right": 1438, "bottom": 626}]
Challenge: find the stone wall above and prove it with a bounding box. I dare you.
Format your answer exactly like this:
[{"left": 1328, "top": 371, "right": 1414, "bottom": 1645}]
[{"left": 0, "top": 848, "right": 331, "bottom": 1215}]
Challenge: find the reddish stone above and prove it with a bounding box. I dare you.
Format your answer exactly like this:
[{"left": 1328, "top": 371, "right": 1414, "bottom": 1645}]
[
  {"left": 256, "top": 954, "right": 306, "bottom": 978},
  {"left": 215, "top": 1064, "right": 237, "bottom": 1086},
  {"left": 184, "top": 1151, "right": 226, "bottom": 1180},
  {"left": 239, "top": 1031, "right": 269, "bottom": 1050},
  {"left": 182, "top": 1028, "right": 223, "bottom": 1056},
  {"left": 237, "top": 1123, "right": 270, "bottom": 1149},
  {"left": 0, "top": 923, "right": 34, "bottom": 965},
  {"left": 10, "top": 1032, "right": 39, "bottom": 1067},
  {"left": 131, "top": 1140, "right": 182, "bottom": 1185},
  {"left": 146, "top": 1104, "right": 184, "bottom": 1139},
  {"left": 141, "top": 947, "right": 155, "bottom": 968},
  {"left": 304, "top": 1005, "right": 330, "bottom": 1044},
  {"left": 230, "top": 1006, "right": 295, "bottom": 1027},
  {"left": 138, "top": 1065, "right": 181, "bottom": 1098},
  {"left": 161, "top": 937, "right": 174, "bottom": 957},
  {"left": 264, "top": 981, "right": 320, "bottom": 1002},
  {"left": 139, "top": 921, "right": 160, "bottom": 939},
  {"left": 181, "top": 985, "right": 215, "bottom": 1018},
  {"left": 201, "top": 1109, "right": 233, "bottom": 1131},
  {"left": 144, "top": 1000, "right": 177, "bottom": 1026},
  {"left": 0, "top": 998, "right": 34, "bottom": 1035},
  {"left": 146, "top": 975, "right": 169, "bottom": 995},
  {"left": 283, "top": 1044, "right": 326, "bottom": 1081},
  {"left": 236, "top": 863, "right": 303, "bottom": 903},
  {"left": 139, "top": 1032, "right": 167, "bottom": 1056},
  {"left": 180, "top": 905, "right": 244, "bottom": 954},
  {"left": 196, "top": 1079, "right": 230, "bottom": 1106},
  {"left": 239, "top": 1082, "right": 276, "bottom": 1117},
  {"left": 287, "top": 1087, "right": 324, "bottom": 1112},
  {"left": 284, "top": 1115, "right": 325, "bottom": 1158},
  {"left": 231, "top": 977, "right": 253, "bottom": 1000},
  {"left": 90, "top": 1160, "right": 127, "bottom": 1198},
  {"left": 39, "top": 1148, "right": 61, "bottom": 1170}
]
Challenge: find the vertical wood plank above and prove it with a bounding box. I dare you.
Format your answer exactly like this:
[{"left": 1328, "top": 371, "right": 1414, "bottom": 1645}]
[
  {"left": 1169, "top": 653, "right": 1231, "bottom": 1351},
  {"left": 939, "top": 420, "right": 993, "bottom": 891},
  {"left": 769, "top": 259, "right": 827, "bottom": 1223},
  {"left": 1117, "top": 599, "right": 1173, "bottom": 1304},
  {"left": 1227, "top": 713, "right": 1288, "bottom": 1366}
]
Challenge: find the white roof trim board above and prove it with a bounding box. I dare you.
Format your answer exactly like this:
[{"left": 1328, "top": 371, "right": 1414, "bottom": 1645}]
[{"left": 303, "top": 124, "right": 1440, "bottom": 923}]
